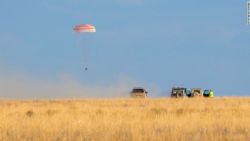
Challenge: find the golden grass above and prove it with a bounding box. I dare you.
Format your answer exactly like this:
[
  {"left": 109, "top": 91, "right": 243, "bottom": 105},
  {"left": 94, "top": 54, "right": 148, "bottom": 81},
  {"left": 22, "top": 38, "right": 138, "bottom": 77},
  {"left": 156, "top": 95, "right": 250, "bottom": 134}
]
[{"left": 1, "top": 98, "right": 250, "bottom": 141}]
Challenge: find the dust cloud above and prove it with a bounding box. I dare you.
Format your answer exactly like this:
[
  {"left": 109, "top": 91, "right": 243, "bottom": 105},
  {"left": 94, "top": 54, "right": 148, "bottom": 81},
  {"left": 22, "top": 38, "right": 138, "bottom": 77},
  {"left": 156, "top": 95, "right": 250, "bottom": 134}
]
[
  {"left": 0, "top": 66, "right": 139, "bottom": 99},
  {"left": 0, "top": 60, "right": 164, "bottom": 99}
]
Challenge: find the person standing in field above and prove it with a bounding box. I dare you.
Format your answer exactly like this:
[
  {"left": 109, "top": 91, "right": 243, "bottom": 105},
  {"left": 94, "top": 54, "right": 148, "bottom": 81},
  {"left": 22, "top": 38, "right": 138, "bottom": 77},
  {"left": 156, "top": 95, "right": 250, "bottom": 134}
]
[{"left": 209, "top": 89, "right": 214, "bottom": 97}]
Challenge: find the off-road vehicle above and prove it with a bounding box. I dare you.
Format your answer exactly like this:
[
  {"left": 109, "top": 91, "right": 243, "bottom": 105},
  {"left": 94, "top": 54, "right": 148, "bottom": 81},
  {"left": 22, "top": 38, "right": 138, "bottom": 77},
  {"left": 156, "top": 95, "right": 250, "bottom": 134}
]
[
  {"left": 130, "top": 87, "right": 148, "bottom": 98},
  {"left": 191, "top": 88, "right": 204, "bottom": 97},
  {"left": 171, "top": 87, "right": 191, "bottom": 98}
]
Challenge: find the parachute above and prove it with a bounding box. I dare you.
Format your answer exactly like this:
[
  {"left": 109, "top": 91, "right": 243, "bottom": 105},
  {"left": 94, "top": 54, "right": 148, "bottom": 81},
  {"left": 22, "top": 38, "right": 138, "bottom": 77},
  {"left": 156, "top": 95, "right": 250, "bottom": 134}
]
[
  {"left": 74, "top": 24, "right": 96, "bottom": 33},
  {"left": 73, "top": 24, "right": 96, "bottom": 71}
]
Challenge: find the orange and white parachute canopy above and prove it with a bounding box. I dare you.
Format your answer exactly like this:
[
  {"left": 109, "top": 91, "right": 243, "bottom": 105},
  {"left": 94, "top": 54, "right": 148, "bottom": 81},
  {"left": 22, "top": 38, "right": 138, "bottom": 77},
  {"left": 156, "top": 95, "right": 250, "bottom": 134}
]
[{"left": 73, "top": 24, "right": 96, "bottom": 33}]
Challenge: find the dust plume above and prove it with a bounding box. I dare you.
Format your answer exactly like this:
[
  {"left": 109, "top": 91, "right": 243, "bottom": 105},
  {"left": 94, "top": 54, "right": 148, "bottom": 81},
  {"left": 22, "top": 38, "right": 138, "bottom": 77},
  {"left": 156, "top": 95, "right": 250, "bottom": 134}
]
[{"left": 0, "top": 66, "right": 139, "bottom": 99}]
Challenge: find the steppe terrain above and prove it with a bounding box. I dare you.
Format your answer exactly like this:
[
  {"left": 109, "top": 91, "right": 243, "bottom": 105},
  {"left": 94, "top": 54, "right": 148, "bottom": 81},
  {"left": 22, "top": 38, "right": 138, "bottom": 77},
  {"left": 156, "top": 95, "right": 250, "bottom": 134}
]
[{"left": 1, "top": 98, "right": 250, "bottom": 141}]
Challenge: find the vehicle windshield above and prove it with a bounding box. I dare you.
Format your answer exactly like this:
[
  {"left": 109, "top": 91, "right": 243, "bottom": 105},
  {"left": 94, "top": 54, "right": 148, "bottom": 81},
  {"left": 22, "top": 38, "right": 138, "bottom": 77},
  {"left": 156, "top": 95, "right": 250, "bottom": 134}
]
[
  {"left": 186, "top": 90, "right": 191, "bottom": 95},
  {"left": 132, "top": 89, "right": 145, "bottom": 93},
  {"left": 193, "top": 90, "right": 200, "bottom": 93},
  {"left": 173, "top": 89, "right": 184, "bottom": 93},
  {"left": 204, "top": 90, "right": 210, "bottom": 95}
]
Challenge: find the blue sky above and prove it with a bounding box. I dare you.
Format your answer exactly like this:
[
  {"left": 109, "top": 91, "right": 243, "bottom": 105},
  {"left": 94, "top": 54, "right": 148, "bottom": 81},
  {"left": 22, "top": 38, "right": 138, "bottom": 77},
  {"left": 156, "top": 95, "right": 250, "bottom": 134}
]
[{"left": 0, "top": 0, "right": 250, "bottom": 97}]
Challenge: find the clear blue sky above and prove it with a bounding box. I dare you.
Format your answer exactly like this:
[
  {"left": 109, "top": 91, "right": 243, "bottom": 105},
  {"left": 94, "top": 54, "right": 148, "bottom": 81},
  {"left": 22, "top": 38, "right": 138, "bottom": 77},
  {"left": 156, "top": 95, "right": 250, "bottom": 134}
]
[{"left": 0, "top": 0, "right": 250, "bottom": 96}]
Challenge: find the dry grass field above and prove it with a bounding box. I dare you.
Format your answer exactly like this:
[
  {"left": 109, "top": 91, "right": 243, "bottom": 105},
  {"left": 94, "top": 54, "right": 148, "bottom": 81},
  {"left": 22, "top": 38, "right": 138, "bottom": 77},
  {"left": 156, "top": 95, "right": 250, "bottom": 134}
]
[{"left": 0, "top": 98, "right": 250, "bottom": 141}]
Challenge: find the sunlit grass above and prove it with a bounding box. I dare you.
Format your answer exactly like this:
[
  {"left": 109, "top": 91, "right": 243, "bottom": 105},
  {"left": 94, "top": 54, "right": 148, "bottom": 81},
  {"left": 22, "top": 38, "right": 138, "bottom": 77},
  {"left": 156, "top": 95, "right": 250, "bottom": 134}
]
[{"left": 0, "top": 98, "right": 250, "bottom": 141}]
